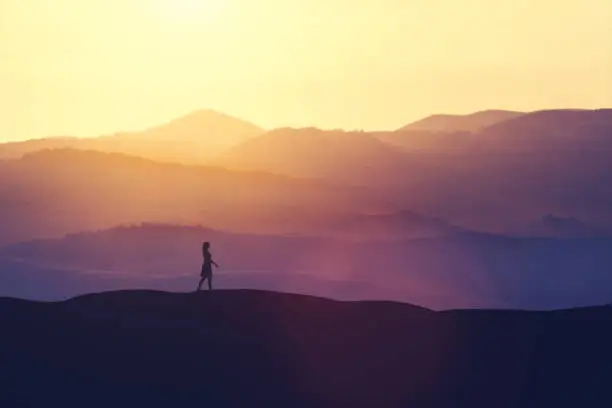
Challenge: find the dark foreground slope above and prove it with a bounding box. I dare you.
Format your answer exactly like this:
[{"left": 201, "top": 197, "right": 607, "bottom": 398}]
[{"left": 0, "top": 290, "right": 610, "bottom": 408}]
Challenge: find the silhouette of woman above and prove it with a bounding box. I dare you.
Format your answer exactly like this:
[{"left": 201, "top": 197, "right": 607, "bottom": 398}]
[{"left": 197, "top": 241, "right": 218, "bottom": 291}]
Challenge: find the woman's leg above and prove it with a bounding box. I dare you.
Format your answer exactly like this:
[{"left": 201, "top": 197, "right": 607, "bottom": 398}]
[
  {"left": 197, "top": 276, "right": 205, "bottom": 291},
  {"left": 208, "top": 273, "right": 213, "bottom": 290}
]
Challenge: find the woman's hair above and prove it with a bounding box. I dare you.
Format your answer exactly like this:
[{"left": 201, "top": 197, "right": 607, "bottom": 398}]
[{"left": 203, "top": 241, "right": 210, "bottom": 249}]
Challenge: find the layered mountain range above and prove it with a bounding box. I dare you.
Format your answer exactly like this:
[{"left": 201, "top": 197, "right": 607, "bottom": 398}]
[{"left": 1, "top": 108, "right": 611, "bottom": 309}]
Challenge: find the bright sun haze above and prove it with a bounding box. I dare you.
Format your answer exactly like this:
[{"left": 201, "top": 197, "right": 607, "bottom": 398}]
[
  {"left": 0, "top": 0, "right": 610, "bottom": 141},
  {"left": 154, "top": 0, "right": 226, "bottom": 22}
]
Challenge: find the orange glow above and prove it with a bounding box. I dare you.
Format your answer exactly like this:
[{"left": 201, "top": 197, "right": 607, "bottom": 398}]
[{"left": 0, "top": 0, "right": 610, "bottom": 141}]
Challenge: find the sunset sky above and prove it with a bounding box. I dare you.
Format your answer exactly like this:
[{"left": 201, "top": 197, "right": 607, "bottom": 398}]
[{"left": 1, "top": 0, "right": 611, "bottom": 141}]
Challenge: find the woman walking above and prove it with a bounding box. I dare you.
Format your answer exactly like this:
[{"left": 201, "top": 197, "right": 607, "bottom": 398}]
[{"left": 197, "top": 241, "right": 219, "bottom": 291}]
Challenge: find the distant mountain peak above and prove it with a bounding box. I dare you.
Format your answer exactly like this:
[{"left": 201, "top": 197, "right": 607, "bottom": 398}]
[
  {"left": 143, "top": 109, "right": 264, "bottom": 136},
  {"left": 478, "top": 108, "right": 612, "bottom": 148},
  {"left": 399, "top": 110, "right": 525, "bottom": 133},
  {"left": 0, "top": 109, "right": 266, "bottom": 163},
  {"left": 168, "top": 108, "right": 247, "bottom": 123},
  {"left": 84, "top": 109, "right": 267, "bottom": 163}
]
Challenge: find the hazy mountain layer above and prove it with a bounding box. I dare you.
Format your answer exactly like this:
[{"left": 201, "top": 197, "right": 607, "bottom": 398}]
[
  {"left": 0, "top": 110, "right": 264, "bottom": 163},
  {"left": 218, "top": 109, "right": 612, "bottom": 232},
  {"left": 398, "top": 109, "right": 525, "bottom": 132},
  {"left": 2, "top": 108, "right": 612, "bottom": 237},
  {"left": 0, "top": 149, "right": 392, "bottom": 245},
  {"left": 2, "top": 224, "right": 612, "bottom": 310},
  {"left": 218, "top": 127, "right": 417, "bottom": 187}
]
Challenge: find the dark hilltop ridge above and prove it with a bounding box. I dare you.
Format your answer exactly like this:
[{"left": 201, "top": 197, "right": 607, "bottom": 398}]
[{"left": 1, "top": 290, "right": 610, "bottom": 408}]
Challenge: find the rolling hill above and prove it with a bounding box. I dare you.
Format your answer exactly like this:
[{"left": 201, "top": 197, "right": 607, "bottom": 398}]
[{"left": 0, "top": 290, "right": 610, "bottom": 408}]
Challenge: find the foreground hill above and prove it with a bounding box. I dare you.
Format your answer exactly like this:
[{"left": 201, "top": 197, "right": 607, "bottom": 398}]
[{"left": 0, "top": 290, "right": 610, "bottom": 408}]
